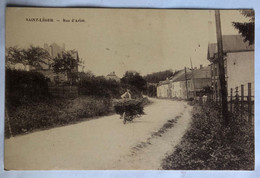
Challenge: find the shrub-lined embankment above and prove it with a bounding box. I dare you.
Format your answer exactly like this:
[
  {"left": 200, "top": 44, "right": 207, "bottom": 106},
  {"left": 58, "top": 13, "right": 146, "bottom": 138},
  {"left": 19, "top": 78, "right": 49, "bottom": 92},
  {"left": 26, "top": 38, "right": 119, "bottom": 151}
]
[{"left": 162, "top": 103, "right": 254, "bottom": 170}]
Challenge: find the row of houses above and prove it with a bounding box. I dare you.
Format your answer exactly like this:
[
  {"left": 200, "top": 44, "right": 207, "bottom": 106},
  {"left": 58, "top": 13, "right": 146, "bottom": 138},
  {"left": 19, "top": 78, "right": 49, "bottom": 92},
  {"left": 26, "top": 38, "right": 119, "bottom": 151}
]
[
  {"left": 157, "top": 34, "right": 254, "bottom": 100},
  {"left": 157, "top": 65, "right": 211, "bottom": 99}
]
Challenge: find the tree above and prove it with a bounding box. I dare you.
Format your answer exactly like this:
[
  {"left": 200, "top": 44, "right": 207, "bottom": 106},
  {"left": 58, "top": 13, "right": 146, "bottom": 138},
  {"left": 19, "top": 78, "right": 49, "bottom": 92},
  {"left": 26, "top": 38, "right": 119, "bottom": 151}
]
[
  {"left": 6, "top": 45, "right": 51, "bottom": 67},
  {"left": 121, "top": 71, "right": 146, "bottom": 92},
  {"left": 52, "top": 50, "right": 79, "bottom": 84},
  {"left": 144, "top": 70, "right": 174, "bottom": 83},
  {"left": 5, "top": 46, "right": 25, "bottom": 67},
  {"left": 233, "top": 10, "right": 255, "bottom": 45}
]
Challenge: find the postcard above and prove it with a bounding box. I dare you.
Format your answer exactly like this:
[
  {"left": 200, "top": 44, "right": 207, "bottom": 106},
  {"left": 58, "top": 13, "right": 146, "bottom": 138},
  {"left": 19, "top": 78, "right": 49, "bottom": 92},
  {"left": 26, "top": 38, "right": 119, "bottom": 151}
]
[{"left": 4, "top": 7, "right": 254, "bottom": 170}]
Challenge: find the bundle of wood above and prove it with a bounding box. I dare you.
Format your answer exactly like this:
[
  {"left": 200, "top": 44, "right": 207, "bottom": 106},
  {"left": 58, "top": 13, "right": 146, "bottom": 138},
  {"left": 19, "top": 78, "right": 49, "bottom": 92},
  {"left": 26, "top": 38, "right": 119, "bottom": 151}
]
[{"left": 113, "top": 98, "right": 144, "bottom": 116}]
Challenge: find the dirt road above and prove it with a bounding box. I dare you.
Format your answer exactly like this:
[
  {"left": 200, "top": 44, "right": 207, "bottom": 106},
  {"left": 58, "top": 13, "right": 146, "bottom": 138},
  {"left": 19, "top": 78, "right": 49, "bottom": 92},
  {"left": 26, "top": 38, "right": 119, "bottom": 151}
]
[{"left": 4, "top": 98, "right": 192, "bottom": 170}]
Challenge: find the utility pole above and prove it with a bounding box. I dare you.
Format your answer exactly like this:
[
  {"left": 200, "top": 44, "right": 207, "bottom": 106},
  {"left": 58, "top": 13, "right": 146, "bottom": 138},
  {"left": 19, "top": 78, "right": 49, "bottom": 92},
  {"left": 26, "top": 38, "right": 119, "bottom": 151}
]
[
  {"left": 184, "top": 67, "right": 189, "bottom": 99},
  {"left": 215, "top": 10, "right": 228, "bottom": 124},
  {"left": 190, "top": 57, "right": 193, "bottom": 69},
  {"left": 190, "top": 57, "right": 195, "bottom": 98}
]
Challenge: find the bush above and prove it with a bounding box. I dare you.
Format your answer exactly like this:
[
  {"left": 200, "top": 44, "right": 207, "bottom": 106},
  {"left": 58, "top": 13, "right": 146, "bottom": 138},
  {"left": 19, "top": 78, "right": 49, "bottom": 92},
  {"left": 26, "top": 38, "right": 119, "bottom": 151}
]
[
  {"left": 5, "top": 69, "right": 50, "bottom": 107},
  {"left": 162, "top": 102, "right": 254, "bottom": 170},
  {"left": 5, "top": 96, "right": 112, "bottom": 137},
  {"left": 79, "top": 75, "right": 121, "bottom": 98}
]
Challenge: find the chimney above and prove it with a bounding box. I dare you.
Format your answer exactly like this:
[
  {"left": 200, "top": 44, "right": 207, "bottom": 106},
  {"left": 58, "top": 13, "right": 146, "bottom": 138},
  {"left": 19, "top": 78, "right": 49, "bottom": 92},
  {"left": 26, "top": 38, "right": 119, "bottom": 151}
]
[{"left": 200, "top": 65, "right": 203, "bottom": 69}]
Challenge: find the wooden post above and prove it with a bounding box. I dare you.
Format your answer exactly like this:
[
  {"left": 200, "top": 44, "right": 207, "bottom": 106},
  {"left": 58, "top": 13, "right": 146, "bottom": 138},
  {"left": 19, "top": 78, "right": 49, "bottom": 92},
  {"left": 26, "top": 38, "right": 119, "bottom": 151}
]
[
  {"left": 235, "top": 87, "right": 239, "bottom": 101},
  {"left": 241, "top": 84, "right": 244, "bottom": 116},
  {"left": 5, "top": 109, "right": 13, "bottom": 138},
  {"left": 235, "top": 87, "right": 239, "bottom": 112},
  {"left": 152, "top": 85, "right": 155, "bottom": 97},
  {"left": 212, "top": 63, "right": 217, "bottom": 102},
  {"left": 248, "top": 83, "right": 252, "bottom": 123},
  {"left": 230, "top": 88, "right": 233, "bottom": 113},
  {"left": 184, "top": 67, "right": 188, "bottom": 100},
  {"left": 215, "top": 10, "right": 228, "bottom": 124}
]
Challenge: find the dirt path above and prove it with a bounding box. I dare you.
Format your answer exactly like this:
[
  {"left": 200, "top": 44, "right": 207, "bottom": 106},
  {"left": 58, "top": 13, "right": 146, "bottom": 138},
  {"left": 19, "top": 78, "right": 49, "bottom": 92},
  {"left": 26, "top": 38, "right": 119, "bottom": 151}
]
[{"left": 4, "top": 98, "right": 192, "bottom": 170}]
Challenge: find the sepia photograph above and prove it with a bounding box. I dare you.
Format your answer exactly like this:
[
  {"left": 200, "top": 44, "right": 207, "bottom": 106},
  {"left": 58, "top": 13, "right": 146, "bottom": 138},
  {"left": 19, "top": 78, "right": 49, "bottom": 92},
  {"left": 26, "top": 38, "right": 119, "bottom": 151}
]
[{"left": 4, "top": 7, "right": 254, "bottom": 170}]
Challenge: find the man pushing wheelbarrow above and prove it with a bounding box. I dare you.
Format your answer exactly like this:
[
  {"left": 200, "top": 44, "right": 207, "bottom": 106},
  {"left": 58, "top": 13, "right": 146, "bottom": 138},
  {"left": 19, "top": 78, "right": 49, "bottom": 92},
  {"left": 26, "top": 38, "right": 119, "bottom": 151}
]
[{"left": 113, "top": 89, "right": 145, "bottom": 124}]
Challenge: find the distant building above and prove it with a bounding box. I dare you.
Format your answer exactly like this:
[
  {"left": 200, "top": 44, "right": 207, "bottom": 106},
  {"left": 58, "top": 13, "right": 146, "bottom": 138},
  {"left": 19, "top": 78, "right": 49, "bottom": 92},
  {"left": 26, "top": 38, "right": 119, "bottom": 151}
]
[
  {"left": 44, "top": 43, "right": 66, "bottom": 58},
  {"left": 106, "top": 71, "right": 120, "bottom": 82},
  {"left": 157, "top": 65, "right": 211, "bottom": 99},
  {"left": 157, "top": 78, "right": 171, "bottom": 98},
  {"left": 6, "top": 43, "right": 80, "bottom": 84},
  {"left": 207, "top": 34, "right": 254, "bottom": 98},
  {"left": 157, "top": 69, "right": 189, "bottom": 99}
]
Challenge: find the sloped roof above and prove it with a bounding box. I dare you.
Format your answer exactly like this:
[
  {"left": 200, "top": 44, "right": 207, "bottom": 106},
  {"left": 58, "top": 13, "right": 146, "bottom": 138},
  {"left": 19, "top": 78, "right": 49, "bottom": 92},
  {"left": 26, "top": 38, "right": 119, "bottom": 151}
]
[
  {"left": 106, "top": 72, "right": 120, "bottom": 81},
  {"left": 192, "top": 66, "right": 211, "bottom": 79},
  {"left": 107, "top": 71, "right": 117, "bottom": 77},
  {"left": 172, "top": 66, "right": 210, "bottom": 82},
  {"left": 174, "top": 72, "right": 193, "bottom": 82},
  {"left": 169, "top": 70, "right": 183, "bottom": 80},
  {"left": 158, "top": 67, "right": 209, "bottom": 85},
  {"left": 208, "top": 35, "right": 254, "bottom": 60},
  {"left": 222, "top": 35, "right": 254, "bottom": 52},
  {"left": 158, "top": 68, "right": 192, "bottom": 85},
  {"left": 158, "top": 78, "right": 170, "bottom": 85}
]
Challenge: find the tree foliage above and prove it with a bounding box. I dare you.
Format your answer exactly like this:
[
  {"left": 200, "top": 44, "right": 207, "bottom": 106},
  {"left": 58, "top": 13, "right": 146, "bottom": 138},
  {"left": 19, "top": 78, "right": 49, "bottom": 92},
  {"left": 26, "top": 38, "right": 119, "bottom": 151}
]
[
  {"left": 6, "top": 46, "right": 50, "bottom": 67},
  {"left": 53, "top": 50, "right": 79, "bottom": 83},
  {"left": 144, "top": 70, "right": 174, "bottom": 83},
  {"left": 121, "top": 71, "right": 147, "bottom": 92},
  {"left": 233, "top": 10, "right": 255, "bottom": 45},
  {"left": 78, "top": 74, "right": 121, "bottom": 98}
]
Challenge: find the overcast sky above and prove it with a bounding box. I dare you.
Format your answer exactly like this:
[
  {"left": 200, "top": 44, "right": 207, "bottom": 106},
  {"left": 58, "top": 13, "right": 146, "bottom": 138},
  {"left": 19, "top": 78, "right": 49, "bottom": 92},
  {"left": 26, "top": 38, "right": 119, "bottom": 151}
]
[{"left": 6, "top": 8, "right": 249, "bottom": 77}]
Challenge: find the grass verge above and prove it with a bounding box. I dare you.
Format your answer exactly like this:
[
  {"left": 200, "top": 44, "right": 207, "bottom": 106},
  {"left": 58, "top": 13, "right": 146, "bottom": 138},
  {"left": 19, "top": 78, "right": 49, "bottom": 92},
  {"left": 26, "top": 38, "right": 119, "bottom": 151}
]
[
  {"left": 161, "top": 102, "right": 254, "bottom": 170},
  {"left": 5, "top": 96, "right": 112, "bottom": 138}
]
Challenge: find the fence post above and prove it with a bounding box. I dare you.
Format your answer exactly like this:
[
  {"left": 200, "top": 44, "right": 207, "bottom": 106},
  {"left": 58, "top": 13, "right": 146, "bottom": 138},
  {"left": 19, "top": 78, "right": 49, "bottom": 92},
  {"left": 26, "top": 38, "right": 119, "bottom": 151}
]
[
  {"left": 230, "top": 88, "right": 233, "bottom": 113},
  {"left": 234, "top": 87, "right": 239, "bottom": 112},
  {"left": 5, "top": 109, "right": 13, "bottom": 138},
  {"left": 248, "top": 83, "right": 252, "bottom": 123},
  {"left": 241, "top": 84, "right": 244, "bottom": 116}
]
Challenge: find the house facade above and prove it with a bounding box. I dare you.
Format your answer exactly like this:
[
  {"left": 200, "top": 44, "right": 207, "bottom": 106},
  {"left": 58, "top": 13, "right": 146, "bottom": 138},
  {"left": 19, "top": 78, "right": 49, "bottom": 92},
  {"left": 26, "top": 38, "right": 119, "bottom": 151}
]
[
  {"left": 207, "top": 35, "right": 254, "bottom": 98},
  {"left": 157, "top": 78, "right": 171, "bottom": 98}
]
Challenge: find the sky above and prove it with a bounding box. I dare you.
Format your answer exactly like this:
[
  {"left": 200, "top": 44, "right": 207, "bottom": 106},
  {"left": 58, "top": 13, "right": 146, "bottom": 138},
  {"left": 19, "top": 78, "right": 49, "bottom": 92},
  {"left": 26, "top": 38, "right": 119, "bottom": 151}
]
[{"left": 6, "top": 8, "right": 249, "bottom": 77}]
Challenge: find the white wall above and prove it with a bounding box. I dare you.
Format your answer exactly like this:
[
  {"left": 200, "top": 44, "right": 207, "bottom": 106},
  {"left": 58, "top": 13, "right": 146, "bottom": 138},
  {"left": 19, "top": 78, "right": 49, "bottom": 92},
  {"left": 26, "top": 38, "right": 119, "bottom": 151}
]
[
  {"left": 226, "top": 51, "right": 254, "bottom": 96},
  {"left": 157, "top": 84, "right": 169, "bottom": 98},
  {"left": 171, "top": 81, "right": 182, "bottom": 98}
]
